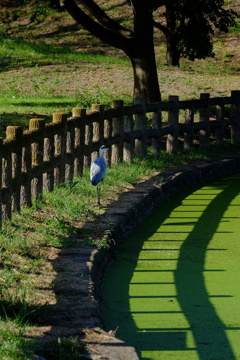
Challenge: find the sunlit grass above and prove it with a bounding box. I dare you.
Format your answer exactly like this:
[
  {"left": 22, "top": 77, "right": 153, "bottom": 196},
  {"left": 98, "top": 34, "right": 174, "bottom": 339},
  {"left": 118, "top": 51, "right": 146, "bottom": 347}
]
[{"left": 0, "top": 320, "right": 37, "bottom": 360}]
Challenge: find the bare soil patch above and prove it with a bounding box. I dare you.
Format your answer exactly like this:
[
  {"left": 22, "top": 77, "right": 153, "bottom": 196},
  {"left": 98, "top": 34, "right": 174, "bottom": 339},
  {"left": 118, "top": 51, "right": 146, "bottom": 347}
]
[{"left": 2, "top": 63, "right": 240, "bottom": 108}]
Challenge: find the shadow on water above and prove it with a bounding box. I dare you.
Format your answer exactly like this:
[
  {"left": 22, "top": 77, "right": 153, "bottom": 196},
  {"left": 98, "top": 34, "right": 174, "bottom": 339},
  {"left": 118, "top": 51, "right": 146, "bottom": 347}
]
[
  {"left": 174, "top": 177, "right": 238, "bottom": 360},
  {"left": 101, "top": 173, "right": 240, "bottom": 359}
]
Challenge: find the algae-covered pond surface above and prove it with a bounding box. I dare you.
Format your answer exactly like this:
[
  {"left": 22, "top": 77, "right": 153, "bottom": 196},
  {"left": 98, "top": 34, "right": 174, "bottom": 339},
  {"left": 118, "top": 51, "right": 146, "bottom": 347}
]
[{"left": 101, "top": 172, "right": 240, "bottom": 360}]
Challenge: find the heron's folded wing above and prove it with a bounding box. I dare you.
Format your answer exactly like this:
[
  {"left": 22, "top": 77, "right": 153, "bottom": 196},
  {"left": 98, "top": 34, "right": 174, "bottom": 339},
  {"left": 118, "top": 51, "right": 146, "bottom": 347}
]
[
  {"left": 90, "top": 162, "right": 100, "bottom": 179},
  {"left": 90, "top": 158, "right": 106, "bottom": 180}
]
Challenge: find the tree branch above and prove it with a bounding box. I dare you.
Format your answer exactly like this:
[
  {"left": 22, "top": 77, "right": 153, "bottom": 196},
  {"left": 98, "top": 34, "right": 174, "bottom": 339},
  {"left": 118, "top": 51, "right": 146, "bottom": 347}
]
[
  {"left": 77, "top": 0, "right": 133, "bottom": 38},
  {"left": 153, "top": 20, "right": 168, "bottom": 35},
  {"left": 60, "top": 0, "right": 133, "bottom": 52}
]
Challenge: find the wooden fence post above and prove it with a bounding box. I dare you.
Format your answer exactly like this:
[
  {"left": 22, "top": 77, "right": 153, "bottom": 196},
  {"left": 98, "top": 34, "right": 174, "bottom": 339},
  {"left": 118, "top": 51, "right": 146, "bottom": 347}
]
[
  {"left": 104, "top": 113, "right": 112, "bottom": 167},
  {"left": 215, "top": 104, "right": 225, "bottom": 145},
  {"left": 167, "top": 95, "right": 179, "bottom": 154},
  {"left": 123, "top": 114, "right": 133, "bottom": 162},
  {"left": 151, "top": 108, "right": 162, "bottom": 156},
  {"left": 134, "top": 98, "right": 147, "bottom": 157},
  {"left": 43, "top": 125, "right": 55, "bottom": 193},
  {"left": 66, "top": 118, "right": 75, "bottom": 184},
  {"left": 184, "top": 107, "right": 194, "bottom": 150},
  {"left": 7, "top": 126, "right": 23, "bottom": 212},
  {"left": 2, "top": 146, "right": 12, "bottom": 221},
  {"left": 84, "top": 112, "right": 93, "bottom": 169},
  {"left": 199, "top": 93, "right": 210, "bottom": 148},
  {"left": 230, "top": 90, "right": 240, "bottom": 144},
  {"left": 21, "top": 134, "right": 32, "bottom": 207},
  {"left": 92, "top": 104, "right": 105, "bottom": 162},
  {"left": 0, "top": 138, "right": 2, "bottom": 228},
  {"left": 72, "top": 108, "right": 86, "bottom": 176},
  {"left": 53, "top": 113, "right": 67, "bottom": 185},
  {"left": 30, "top": 118, "right": 45, "bottom": 200},
  {"left": 111, "top": 100, "right": 124, "bottom": 164}
]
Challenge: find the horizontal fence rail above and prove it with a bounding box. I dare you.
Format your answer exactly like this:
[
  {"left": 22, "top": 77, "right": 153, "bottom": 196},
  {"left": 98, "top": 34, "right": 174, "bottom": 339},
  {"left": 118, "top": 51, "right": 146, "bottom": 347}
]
[{"left": 0, "top": 90, "right": 240, "bottom": 228}]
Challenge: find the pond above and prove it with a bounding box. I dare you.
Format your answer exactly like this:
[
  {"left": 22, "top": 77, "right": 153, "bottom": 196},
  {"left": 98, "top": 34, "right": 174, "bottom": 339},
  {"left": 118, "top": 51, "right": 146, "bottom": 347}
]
[{"left": 101, "top": 172, "right": 240, "bottom": 360}]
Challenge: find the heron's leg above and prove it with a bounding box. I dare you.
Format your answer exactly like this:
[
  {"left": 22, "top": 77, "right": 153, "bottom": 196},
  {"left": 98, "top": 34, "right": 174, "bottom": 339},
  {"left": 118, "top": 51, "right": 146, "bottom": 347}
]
[{"left": 97, "top": 184, "right": 101, "bottom": 205}]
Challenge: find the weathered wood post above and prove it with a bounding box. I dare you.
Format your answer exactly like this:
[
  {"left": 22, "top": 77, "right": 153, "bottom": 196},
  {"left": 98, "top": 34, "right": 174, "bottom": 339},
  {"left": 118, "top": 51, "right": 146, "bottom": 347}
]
[
  {"left": 134, "top": 98, "right": 147, "bottom": 157},
  {"left": 2, "top": 131, "right": 13, "bottom": 220},
  {"left": 184, "top": 108, "right": 194, "bottom": 150},
  {"left": 6, "top": 126, "right": 23, "bottom": 212},
  {"left": 30, "top": 118, "right": 45, "bottom": 200},
  {"left": 123, "top": 114, "right": 133, "bottom": 162},
  {"left": 103, "top": 110, "right": 112, "bottom": 167},
  {"left": 0, "top": 137, "right": 2, "bottom": 228},
  {"left": 72, "top": 108, "right": 86, "bottom": 176},
  {"left": 111, "top": 100, "right": 124, "bottom": 164},
  {"left": 92, "top": 104, "right": 104, "bottom": 156},
  {"left": 151, "top": 108, "right": 162, "bottom": 156},
  {"left": 167, "top": 95, "right": 179, "bottom": 154},
  {"left": 43, "top": 124, "right": 55, "bottom": 193},
  {"left": 230, "top": 90, "right": 240, "bottom": 144},
  {"left": 92, "top": 104, "right": 104, "bottom": 162},
  {"left": 21, "top": 133, "right": 32, "bottom": 207},
  {"left": 199, "top": 93, "right": 210, "bottom": 148},
  {"left": 215, "top": 104, "right": 225, "bottom": 145},
  {"left": 2, "top": 159, "right": 11, "bottom": 220},
  {"left": 53, "top": 113, "right": 67, "bottom": 185},
  {"left": 65, "top": 118, "right": 75, "bottom": 184},
  {"left": 84, "top": 111, "right": 93, "bottom": 169}
]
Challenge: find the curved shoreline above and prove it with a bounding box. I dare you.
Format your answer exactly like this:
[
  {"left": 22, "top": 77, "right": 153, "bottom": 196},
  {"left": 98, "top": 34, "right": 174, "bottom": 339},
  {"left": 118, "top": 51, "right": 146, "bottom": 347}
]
[{"left": 82, "top": 154, "right": 240, "bottom": 359}]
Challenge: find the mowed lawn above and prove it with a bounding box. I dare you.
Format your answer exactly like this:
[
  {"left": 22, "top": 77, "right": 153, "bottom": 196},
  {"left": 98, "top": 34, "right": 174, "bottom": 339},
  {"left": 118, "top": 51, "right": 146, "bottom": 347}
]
[{"left": 101, "top": 172, "right": 240, "bottom": 360}]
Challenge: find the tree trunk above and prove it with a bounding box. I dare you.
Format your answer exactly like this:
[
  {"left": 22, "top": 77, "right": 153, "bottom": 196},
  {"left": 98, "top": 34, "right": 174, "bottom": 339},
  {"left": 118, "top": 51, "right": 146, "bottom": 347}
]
[
  {"left": 164, "top": 3, "right": 180, "bottom": 67},
  {"left": 127, "top": 2, "right": 161, "bottom": 102},
  {"left": 130, "top": 52, "right": 161, "bottom": 102},
  {"left": 166, "top": 35, "right": 181, "bottom": 66}
]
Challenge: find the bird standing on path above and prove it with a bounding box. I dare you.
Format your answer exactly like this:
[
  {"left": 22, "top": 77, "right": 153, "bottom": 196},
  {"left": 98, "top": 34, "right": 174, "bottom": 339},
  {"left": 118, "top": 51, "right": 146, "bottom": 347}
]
[{"left": 90, "top": 145, "right": 108, "bottom": 205}]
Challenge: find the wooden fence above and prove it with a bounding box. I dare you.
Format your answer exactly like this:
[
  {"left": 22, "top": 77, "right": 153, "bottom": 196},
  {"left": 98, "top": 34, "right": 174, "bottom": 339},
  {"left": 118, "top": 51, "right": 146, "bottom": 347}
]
[{"left": 0, "top": 90, "right": 240, "bottom": 227}]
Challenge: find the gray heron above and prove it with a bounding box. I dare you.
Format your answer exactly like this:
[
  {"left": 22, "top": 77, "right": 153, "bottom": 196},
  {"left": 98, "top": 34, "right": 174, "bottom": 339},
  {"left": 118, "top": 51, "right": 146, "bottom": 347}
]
[{"left": 90, "top": 145, "right": 108, "bottom": 204}]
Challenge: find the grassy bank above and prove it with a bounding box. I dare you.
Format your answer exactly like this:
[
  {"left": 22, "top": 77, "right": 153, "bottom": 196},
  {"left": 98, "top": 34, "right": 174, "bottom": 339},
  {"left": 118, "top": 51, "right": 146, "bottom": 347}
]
[{"left": 1, "top": 144, "right": 240, "bottom": 359}]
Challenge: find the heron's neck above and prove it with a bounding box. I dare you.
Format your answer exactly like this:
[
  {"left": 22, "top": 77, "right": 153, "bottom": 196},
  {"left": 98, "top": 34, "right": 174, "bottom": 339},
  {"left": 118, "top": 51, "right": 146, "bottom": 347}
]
[{"left": 99, "top": 150, "right": 104, "bottom": 158}]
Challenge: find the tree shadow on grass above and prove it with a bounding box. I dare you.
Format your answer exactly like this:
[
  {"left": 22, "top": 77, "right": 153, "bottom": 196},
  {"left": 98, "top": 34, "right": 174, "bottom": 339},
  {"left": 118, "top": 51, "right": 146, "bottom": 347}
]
[{"left": 101, "top": 173, "right": 240, "bottom": 359}]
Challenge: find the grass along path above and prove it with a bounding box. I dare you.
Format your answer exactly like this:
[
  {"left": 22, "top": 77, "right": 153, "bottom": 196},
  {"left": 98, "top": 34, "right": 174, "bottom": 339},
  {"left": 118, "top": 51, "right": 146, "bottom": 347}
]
[{"left": 101, "top": 172, "right": 240, "bottom": 360}]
